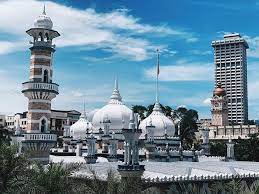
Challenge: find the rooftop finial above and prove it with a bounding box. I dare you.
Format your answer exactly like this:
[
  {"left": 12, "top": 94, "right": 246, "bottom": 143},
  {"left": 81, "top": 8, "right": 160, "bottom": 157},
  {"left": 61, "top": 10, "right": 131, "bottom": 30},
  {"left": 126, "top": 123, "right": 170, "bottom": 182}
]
[
  {"left": 43, "top": 4, "right": 46, "bottom": 15},
  {"left": 115, "top": 75, "right": 118, "bottom": 90}
]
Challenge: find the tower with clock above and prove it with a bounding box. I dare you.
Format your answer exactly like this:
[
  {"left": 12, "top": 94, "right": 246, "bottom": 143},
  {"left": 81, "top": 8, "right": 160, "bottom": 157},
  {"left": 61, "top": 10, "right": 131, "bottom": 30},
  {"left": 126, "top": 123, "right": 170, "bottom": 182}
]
[{"left": 211, "top": 83, "right": 229, "bottom": 126}]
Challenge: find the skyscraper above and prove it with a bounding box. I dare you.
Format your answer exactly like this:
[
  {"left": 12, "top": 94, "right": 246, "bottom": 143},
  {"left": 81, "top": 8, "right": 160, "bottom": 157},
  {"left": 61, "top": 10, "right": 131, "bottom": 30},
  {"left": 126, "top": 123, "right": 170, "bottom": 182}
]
[{"left": 212, "top": 33, "right": 249, "bottom": 124}]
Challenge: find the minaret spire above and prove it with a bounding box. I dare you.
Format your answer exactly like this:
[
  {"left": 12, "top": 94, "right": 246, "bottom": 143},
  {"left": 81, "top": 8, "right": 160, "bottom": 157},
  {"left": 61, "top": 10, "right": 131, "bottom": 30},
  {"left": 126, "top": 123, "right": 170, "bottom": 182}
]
[
  {"left": 153, "top": 49, "right": 162, "bottom": 112},
  {"left": 43, "top": 4, "right": 46, "bottom": 15},
  {"left": 110, "top": 76, "right": 122, "bottom": 103},
  {"left": 83, "top": 97, "right": 86, "bottom": 118},
  {"left": 115, "top": 75, "right": 118, "bottom": 90}
]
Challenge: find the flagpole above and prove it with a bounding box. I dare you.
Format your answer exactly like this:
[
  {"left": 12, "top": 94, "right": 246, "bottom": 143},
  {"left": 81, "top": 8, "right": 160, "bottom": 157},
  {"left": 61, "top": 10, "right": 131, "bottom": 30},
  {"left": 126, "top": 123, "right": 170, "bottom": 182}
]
[{"left": 156, "top": 49, "right": 159, "bottom": 103}]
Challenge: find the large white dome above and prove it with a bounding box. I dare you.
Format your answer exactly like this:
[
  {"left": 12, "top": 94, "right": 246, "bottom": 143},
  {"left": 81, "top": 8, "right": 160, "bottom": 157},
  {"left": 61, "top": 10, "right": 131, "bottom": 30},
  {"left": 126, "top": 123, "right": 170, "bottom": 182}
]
[
  {"left": 139, "top": 102, "right": 175, "bottom": 138},
  {"left": 92, "top": 78, "right": 131, "bottom": 131},
  {"left": 70, "top": 113, "right": 93, "bottom": 140}
]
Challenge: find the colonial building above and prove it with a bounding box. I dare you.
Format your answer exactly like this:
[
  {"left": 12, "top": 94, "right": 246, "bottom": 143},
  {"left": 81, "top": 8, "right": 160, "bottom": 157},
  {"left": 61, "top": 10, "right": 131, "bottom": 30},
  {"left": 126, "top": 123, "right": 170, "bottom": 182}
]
[
  {"left": 211, "top": 83, "right": 229, "bottom": 126},
  {"left": 204, "top": 79, "right": 259, "bottom": 140},
  {"left": 6, "top": 110, "right": 80, "bottom": 135}
]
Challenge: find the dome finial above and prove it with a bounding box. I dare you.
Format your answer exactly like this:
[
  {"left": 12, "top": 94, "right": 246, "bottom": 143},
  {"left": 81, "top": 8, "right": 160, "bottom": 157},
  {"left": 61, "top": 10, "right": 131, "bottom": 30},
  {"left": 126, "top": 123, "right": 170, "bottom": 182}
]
[
  {"left": 115, "top": 75, "right": 118, "bottom": 90},
  {"left": 109, "top": 76, "right": 122, "bottom": 103},
  {"left": 43, "top": 4, "right": 46, "bottom": 15}
]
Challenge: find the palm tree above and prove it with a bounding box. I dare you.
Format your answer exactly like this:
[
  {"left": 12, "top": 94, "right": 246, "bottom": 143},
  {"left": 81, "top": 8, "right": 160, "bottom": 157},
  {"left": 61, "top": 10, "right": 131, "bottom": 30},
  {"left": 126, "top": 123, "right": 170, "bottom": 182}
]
[
  {"left": 172, "top": 107, "right": 198, "bottom": 147},
  {"left": 0, "top": 143, "right": 31, "bottom": 193}
]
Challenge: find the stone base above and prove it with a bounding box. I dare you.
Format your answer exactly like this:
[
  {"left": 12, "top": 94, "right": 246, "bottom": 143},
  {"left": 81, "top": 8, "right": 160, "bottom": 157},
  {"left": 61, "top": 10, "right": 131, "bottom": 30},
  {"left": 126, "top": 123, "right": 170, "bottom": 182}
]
[
  {"left": 84, "top": 155, "right": 97, "bottom": 164},
  {"left": 118, "top": 164, "right": 145, "bottom": 178},
  {"left": 22, "top": 140, "right": 56, "bottom": 164}
]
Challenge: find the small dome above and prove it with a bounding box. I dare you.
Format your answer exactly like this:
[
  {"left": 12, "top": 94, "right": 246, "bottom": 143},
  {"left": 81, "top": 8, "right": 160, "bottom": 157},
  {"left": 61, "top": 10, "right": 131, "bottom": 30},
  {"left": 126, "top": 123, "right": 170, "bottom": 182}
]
[
  {"left": 213, "top": 83, "right": 226, "bottom": 96},
  {"left": 139, "top": 102, "right": 175, "bottom": 138},
  {"left": 92, "top": 78, "right": 131, "bottom": 132},
  {"left": 34, "top": 6, "right": 53, "bottom": 29},
  {"left": 70, "top": 113, "right": 93, "bottom": 140}
]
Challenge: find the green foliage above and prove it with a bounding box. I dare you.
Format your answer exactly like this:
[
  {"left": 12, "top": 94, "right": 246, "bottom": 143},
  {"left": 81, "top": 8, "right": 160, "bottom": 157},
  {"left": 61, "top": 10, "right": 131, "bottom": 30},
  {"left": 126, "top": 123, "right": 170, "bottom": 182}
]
[
  {"left": 0, "top": 126, "right": 11, "bottom": 145},
  {"left": 133, "top": 105, "right": 147, "bottom": 120},
  {"left": 235, "top": 134, "right": 259, "bottom": 161},
  {"left": 210, "top": 134, "right": 259, "bottom": 161},
  {"left": 0, "top": 143, "right": 31, "bottom": 193},
  {"left": 210, "top": 141, "right": 226, "bottom": 157},
  {"left": 172, "top": 107, "right": 199, "bottom": 147}
]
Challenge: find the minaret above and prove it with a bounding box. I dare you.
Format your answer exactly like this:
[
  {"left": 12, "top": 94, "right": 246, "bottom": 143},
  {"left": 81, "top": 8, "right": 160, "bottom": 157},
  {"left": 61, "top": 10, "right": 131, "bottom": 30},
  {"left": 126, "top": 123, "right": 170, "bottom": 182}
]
[
  {"left": 118, "top": 109, "right": 145, "bottom": 178},
  {"left": 226, "top": 138, "right": 235, "bottom": 161},
  {"left": 211, "top": 83, "right": 229, "bottom": 126},
  {"left": 19, "top": 6, "right": 59, "bottom": 163},
  {"left": 22, "top": 7, "right": 60, "bottom": 133},
  {"left": 200, "top": 122, "right": 210, "bottom": 156}
]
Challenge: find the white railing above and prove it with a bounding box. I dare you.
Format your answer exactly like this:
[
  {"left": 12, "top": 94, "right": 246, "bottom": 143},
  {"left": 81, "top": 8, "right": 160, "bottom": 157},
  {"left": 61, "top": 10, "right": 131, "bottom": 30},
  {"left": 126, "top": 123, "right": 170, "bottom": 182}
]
[
  {"left": 24, "top": 133, "right": 57, "bottom": 141},
  {"left": 22, "top": 82, "right": 59, "bottom": 93}
]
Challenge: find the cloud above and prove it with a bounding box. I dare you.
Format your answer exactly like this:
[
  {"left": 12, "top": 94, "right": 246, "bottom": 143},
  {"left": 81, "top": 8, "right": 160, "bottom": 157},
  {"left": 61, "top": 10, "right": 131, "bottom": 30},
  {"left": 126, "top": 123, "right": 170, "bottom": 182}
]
[
  {"left": 145, "top": 60, "right": 213, "bottom": 81},
  {"left": 243, "top": 35, "right": 259, "bottom": 58},
  {"left": 0, "top": 0, "right": 197, "bottom": 61},
  {"left": 203, "top": 98, "right": 211, "bottom": 106},
  {"left": 0, "top": 69, "right": 27, "bottom": 115}
]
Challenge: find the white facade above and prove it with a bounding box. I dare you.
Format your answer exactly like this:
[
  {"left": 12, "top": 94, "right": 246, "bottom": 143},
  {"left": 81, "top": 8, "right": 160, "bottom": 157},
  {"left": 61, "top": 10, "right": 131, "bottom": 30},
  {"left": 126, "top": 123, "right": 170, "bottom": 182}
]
[
  {"left": 212, "top": 33, "right": 249, "bottom": 124},
  {"left": 208, "top": 125, "right": 258, "bottom": 140}
]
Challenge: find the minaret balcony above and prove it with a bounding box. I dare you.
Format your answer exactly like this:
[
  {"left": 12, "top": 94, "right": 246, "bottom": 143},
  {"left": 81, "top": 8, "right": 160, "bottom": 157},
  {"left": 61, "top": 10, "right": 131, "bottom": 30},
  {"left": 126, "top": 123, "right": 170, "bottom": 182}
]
[
  {"left": 22, "top": 82, "right": 59, "bottom": 94},
  {"left": 24, "top": 133, "right": 57, "bottom": 142},
  {"left": 31, "top": 41, "right": 55, "bottom": 49}
]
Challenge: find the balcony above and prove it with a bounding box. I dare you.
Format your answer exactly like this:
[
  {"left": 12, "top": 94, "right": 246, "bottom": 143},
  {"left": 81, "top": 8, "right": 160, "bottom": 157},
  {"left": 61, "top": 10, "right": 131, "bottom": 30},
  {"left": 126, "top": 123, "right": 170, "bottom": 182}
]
[
  {"left": 24, "top": 133, "right": 57, "bottom": 141},
  {"left": 22, "top": 82, "right": 59, "bottom": 94}
]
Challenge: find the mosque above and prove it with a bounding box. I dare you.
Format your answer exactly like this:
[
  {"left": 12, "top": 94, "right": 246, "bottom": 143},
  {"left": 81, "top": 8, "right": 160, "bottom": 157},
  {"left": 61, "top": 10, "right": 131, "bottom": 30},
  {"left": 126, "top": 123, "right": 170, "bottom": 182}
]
[{"left": 10, "top": 7, "right": 259, "bottom": 190}]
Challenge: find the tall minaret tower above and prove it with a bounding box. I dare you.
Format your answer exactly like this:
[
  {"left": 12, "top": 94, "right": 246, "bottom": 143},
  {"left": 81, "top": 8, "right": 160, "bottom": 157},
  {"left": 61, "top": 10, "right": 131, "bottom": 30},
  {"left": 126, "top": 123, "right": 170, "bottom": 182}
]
[
  {"left": 22, "top": 6, "right": 60, "bottom": 133},
  {"left": 211, "top": 83, "right": 229, "bottom": 126}
]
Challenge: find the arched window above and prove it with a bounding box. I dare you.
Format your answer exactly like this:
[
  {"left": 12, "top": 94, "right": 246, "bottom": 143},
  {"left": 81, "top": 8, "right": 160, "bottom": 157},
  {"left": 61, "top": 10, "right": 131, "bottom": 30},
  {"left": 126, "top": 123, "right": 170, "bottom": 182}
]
[
  {"left": 41, "top": 119, "right": 46, "bottom": 133},
  {"left": 39, "top": 32, "right": 43, "bottom": 41},
  {"left": 43, "top": 70, "right": 48, "bottom": 83},
  {"left": 45, "top": 33, "right": 49, "bottom": 41}
]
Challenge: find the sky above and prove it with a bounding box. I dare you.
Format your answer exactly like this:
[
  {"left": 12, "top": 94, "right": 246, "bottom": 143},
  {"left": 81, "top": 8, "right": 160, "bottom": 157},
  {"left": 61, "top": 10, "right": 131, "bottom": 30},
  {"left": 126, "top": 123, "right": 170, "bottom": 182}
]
[{"left": 1, "top": 0, "right": 259, "bottom": 119}]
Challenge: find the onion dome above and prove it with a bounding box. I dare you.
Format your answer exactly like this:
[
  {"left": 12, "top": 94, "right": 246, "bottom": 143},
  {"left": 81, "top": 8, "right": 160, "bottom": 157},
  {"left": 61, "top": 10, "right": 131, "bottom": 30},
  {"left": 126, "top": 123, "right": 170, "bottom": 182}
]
[
  {"left": 70, "top": 112, "right": 93, "bottom": 140},
  {"left": 213, "top": 83, "right": 226, "bottom": 97},
  {"left": 34, "top": 5, "right": 53, "bottom": 29},
  {"left": 92, "top": 78, "right": 131, "bottom": 131},
  {"left": 139, "top": 102, "right": 175, "bottom": 138}
]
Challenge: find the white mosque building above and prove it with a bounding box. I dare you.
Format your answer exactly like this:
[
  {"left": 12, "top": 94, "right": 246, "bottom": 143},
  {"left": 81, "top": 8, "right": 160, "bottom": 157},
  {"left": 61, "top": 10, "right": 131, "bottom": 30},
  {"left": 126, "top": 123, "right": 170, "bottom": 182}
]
[
  {"left": 10, "top": 6, "right": 259, "bottom": 190},
  {"left": 55, "top": 51, "right": 203, "bottom": 162}
]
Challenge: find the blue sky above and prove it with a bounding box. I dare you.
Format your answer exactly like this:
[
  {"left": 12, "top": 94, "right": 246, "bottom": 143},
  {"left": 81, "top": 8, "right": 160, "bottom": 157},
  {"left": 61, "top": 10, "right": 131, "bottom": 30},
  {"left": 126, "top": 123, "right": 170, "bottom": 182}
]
[{"left": 1, "top": 0, "right": 259, "bottom": 119}]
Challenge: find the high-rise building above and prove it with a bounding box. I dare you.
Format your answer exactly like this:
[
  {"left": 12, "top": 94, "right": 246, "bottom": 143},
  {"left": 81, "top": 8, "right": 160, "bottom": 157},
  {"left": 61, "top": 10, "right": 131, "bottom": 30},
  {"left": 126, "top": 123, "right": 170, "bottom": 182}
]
[{"left": 212, "top": 33, "right": 249, "bottom": 124}]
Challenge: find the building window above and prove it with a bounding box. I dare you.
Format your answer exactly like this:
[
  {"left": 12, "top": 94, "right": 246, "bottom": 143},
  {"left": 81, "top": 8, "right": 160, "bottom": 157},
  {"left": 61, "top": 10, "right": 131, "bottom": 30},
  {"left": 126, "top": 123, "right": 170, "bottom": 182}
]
[
  {"left": 43, "top": 70, "right": 49, "bottom": 83},
  {"left": 41, "top": 119, "right": 47, "bottom": 133}
]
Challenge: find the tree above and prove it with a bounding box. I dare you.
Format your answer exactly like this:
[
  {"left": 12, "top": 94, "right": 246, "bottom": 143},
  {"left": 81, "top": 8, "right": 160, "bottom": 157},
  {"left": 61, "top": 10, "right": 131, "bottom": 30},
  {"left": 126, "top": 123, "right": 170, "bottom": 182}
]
[
  {"left": 132, "top": 105, "right": 147, "bottom": 121},
  {"left": 172, "top": 107, "right": 199, "bottom": 147},
  {"left": 0, "top": 126, "right": 11, "bottom": 146},
  {"left": 0, "top": 143, "right": 31, "bottom": 193}
]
